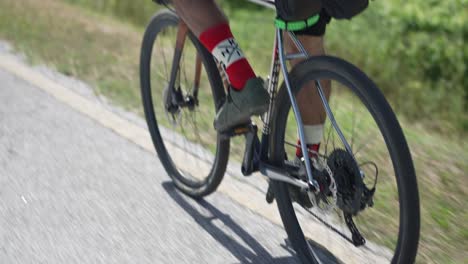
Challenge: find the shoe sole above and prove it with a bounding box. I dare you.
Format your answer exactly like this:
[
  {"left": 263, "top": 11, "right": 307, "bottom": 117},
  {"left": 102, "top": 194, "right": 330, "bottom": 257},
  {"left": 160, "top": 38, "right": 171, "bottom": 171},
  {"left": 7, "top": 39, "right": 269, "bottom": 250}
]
[
  {"left": 215, "top": 102, "right": 269, "bottom": 133},
  {"left": 250, "top": 103, "right": 269, "bottom": 116}
]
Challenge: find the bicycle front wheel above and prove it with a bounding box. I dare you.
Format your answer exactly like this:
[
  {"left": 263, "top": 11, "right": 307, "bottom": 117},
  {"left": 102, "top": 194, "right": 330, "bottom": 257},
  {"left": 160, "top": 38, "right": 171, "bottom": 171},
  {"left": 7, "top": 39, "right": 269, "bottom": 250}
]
[
  {"left": 140, "top": 10, "right": 229, "bottom": 198},
  {"left": 270, "top": 56, "right": 420, "bottom": 263}
]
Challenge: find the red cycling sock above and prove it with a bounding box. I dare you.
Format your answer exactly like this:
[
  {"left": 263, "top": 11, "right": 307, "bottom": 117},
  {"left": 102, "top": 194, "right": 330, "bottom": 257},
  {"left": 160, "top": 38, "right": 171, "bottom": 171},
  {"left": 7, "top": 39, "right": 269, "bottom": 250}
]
[
  {"left": 199, "top": 23, "right": 256, "bottom": 90},
  {"left": 296, "top": 140, "right": 320, "bottom": 158}
]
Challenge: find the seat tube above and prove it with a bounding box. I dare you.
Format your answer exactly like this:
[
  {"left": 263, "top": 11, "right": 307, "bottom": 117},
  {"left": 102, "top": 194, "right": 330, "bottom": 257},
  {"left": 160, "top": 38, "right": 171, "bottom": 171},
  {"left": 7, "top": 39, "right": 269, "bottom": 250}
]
[{"left": 263, "top": 32, "right": 280, "bottom": 135}]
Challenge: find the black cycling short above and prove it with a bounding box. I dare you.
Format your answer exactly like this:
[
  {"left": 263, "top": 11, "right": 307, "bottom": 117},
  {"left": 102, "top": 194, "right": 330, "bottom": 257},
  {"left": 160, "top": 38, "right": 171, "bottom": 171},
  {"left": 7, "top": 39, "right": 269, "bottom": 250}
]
[
  {"left": 275, "top": 0, "right": 369, "bottom": 37},
  {"left": 294, "top": 9, "right": 331, "bottom": 37}
]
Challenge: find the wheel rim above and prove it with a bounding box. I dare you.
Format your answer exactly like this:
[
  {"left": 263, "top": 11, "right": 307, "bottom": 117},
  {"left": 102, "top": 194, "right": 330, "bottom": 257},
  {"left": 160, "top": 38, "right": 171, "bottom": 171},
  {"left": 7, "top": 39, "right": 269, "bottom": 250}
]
[
  {"left": 148, "top": 21, "right": 220, "bottom": 188},
  {"left": 281, "top": 77, "right": 405, "bottom": 263}
]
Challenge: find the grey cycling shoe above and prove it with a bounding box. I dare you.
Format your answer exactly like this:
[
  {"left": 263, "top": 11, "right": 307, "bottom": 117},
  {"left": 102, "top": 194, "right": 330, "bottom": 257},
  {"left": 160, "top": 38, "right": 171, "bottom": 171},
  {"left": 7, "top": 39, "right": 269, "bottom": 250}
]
[{"left": 214, "top": 77, "right": 269, "bottom": 133}]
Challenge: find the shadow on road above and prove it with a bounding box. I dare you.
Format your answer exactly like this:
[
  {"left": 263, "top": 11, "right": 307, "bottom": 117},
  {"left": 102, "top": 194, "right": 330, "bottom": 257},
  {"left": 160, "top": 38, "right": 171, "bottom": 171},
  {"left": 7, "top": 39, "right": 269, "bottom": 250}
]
[
  {"left": 162, "top": 182, "right": 342, "bottom": 264},
  {"left": 162, "top": 182, "right": 299, "bottom": 263}
]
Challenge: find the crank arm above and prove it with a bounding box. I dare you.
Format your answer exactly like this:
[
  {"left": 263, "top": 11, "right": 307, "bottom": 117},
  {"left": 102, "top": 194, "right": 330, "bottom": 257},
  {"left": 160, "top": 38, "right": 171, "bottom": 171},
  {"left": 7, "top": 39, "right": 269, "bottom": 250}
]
[{"left": 259, "top": 163, "right": 309, "bottom": 190}]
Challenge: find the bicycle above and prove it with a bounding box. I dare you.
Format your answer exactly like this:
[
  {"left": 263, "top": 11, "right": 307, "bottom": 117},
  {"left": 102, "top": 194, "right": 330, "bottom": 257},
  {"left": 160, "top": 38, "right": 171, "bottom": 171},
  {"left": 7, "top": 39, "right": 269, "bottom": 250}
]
[{"left": 140, "top": 1, "right": 420, "bottom": 263}]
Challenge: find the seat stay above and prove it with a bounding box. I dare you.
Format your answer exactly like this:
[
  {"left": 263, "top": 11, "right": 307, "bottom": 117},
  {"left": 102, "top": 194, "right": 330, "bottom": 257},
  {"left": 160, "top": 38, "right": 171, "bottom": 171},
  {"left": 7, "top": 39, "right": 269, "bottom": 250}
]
[{"left": 276, "top": 28, "right": 320, "bottom": 191}]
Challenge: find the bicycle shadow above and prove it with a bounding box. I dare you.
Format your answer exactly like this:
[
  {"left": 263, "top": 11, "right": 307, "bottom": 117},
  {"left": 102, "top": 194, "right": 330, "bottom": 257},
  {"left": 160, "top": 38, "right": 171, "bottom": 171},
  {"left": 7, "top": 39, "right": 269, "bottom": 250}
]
[{"left": 162, "top": 182, "right": 342, "bottom": 264}]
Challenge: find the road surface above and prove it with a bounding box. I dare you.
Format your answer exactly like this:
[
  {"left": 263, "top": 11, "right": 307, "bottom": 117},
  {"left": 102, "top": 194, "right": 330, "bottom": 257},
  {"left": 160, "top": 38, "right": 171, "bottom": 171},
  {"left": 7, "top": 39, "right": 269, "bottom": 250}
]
[{"left": 0, "top": 66, "right": 307, "bottom": 263}]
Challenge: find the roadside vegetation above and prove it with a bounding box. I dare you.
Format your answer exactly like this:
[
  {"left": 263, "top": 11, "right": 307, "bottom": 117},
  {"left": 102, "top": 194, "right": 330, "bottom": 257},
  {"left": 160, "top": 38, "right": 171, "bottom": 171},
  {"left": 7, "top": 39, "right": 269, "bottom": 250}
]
[
  {"left": 62, "top": 0, "right": 468, "bottom": 134},
  {"left": 0, "top": 0, "right": 466, "bottom": 263}
]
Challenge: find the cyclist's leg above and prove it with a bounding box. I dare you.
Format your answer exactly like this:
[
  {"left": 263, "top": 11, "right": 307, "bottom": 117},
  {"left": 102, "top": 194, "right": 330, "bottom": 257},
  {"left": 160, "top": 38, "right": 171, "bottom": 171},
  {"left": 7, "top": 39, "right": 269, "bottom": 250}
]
[
  {"left": 172, "top": 0, "right": 256, "bottom": 90},
  {"left": 171, "top": 0, "right": 226, "bottom": 37},
  {"left": 172, "top": 0, "right": 269, "bottom": 132},
  {"left": 283, "top": 11, "right": 332, "bottom": 156}
]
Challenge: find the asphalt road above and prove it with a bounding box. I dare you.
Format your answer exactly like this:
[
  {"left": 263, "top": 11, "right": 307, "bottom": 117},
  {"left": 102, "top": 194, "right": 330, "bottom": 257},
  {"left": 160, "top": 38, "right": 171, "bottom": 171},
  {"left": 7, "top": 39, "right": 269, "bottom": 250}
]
[{"left": 0, "top": 68, "right": 303, "bottom": 263}]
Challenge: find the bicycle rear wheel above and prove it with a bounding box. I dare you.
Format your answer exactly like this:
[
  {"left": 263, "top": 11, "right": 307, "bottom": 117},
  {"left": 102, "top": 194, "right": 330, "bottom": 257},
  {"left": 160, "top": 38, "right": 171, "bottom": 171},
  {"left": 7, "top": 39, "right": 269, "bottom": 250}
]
[
  {"left": 270, "top": 56, "right": 420, "bottom": 263},
  {"left": 140, "top": 10, "right": 229, "bottom": 198}
]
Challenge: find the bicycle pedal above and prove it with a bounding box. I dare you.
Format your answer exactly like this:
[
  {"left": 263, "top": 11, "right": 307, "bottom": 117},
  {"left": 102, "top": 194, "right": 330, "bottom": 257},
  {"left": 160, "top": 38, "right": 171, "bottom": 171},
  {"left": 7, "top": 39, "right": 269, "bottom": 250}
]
[
  {"left": 220, "top": 122, "right": 257, "bottom": 139},
  {"left": 233, "top": 126, "right": 250, "bottom": 134}
]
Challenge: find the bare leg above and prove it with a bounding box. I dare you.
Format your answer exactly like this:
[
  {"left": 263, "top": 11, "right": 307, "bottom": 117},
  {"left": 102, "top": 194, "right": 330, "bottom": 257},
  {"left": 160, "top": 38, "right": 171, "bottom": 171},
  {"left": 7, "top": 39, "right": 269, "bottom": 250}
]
[
  {"left": 284, "top": 34, "right": 331, "bottom": 126},
  {"left": 171, "top": 0, "right": 267, "bottom": 133},
  {"left": 172, "top": 0, "right": 227, "bottom": 37}
]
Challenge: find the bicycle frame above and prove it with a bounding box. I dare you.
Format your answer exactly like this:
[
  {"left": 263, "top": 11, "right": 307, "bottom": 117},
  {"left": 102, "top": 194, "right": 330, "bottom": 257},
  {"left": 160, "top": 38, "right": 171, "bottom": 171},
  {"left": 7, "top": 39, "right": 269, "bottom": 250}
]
[
  {"left": 262, "top": 28, "right": 356, "bottom": 190},
  {"left": 167, "top": 1, "right": 356, "bottom": 192}
]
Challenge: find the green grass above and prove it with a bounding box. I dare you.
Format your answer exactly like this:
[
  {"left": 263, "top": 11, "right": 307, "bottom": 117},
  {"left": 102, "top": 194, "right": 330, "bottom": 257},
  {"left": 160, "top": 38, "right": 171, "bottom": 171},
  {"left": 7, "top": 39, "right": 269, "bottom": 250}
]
[
  {"left": 0, "top": 0, "right": 467, "bottom": 263},
  {"left": 0, "top": 0, "right": 144, "bottom": 112}
]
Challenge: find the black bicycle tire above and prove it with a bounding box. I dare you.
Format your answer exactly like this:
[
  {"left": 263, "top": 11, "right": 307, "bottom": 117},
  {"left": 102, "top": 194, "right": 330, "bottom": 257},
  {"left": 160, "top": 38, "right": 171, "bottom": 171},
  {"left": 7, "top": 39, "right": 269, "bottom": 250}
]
[
  {"left": 270, "top": 56, "right": 420, "bottom": 263},
  {"left": 140, "top": 10, "right": 230, "bottom": 198}
]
